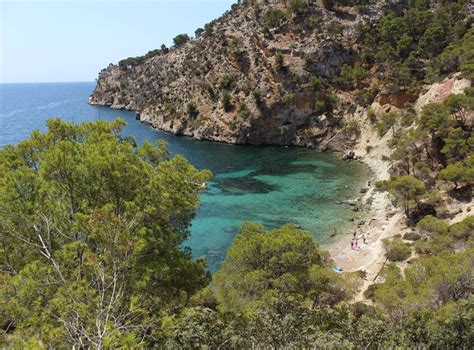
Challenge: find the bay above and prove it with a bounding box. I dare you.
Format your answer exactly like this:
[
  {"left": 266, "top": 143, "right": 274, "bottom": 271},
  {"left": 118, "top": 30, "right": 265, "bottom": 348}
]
[{"left": 0, "top": 82, "right": 370, "bottom": 270}]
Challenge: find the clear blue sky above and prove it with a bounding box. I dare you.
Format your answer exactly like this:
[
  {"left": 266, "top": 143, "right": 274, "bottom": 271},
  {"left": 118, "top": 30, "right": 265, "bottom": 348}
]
[{"left": 0, "top": 0, "right": 236, "bottom": 83}]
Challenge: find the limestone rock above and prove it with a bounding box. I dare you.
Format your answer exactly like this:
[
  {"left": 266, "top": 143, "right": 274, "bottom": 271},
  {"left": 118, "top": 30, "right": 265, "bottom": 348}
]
[{"left": 89, "top": 1, "right": 388, "bottom": 149}]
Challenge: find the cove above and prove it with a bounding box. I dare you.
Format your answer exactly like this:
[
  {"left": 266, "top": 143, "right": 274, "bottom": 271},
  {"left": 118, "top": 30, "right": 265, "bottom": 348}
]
[{"left": 0, "top": 82, "right": 370, "bottom": 270}]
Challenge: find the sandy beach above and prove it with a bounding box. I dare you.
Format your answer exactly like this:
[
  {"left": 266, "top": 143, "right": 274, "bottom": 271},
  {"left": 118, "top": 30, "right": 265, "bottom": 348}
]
[
  {"left": 323, "top": 110, "right": 407, "bottom": 300},
  {"left": 324, "top": 75, "right": 473, "bottom": 299}
]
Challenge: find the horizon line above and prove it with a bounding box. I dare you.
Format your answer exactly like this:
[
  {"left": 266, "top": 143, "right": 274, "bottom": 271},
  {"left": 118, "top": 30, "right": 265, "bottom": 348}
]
[{"left": 0, "top": 81, "right": 95, "bottom": 84}]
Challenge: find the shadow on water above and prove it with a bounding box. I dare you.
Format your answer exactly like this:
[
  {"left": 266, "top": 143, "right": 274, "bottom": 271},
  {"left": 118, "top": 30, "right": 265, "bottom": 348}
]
[
  {"left": 215, "top": 176, "right": 281, "bottom": 195},
  {"left": 0, "top": 82, "right": 371, "bottom": 271},
  {"left": 248, "top": 163, "right": 320, "bottom": 177}
]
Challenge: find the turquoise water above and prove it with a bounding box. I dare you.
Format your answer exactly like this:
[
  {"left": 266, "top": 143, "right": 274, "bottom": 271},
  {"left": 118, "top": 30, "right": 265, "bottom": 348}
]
[{"left": 0, "top": 82, "right": 370, "bottom": 270}]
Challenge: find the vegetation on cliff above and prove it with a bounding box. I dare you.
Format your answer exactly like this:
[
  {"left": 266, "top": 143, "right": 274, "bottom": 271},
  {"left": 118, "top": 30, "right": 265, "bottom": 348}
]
[
  {"left": 91, "top": 0, "right": 472, "bottom": 149},
  {"left": 0, "top": 120, "right": 211, "bottom": 347}
]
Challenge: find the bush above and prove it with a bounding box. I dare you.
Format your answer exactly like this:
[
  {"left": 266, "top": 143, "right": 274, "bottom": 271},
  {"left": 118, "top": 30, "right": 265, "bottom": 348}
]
[
  {"left": 333, "top": 64, "right": 370, "bottom": 90},
  {"left": 219, "top": 75, "right": 235, "bottom": 90},
  {"left": 342, "top": 118, "right": 360, "bottom": 138},
  {"left": 367, "top": 107, "right": 377, "bottom": 123},
  {"left": 376, "top": 112, "right": 398, "bottom": 136},
  {"left": 314, "top": 93, "right": 337, "bottom": 114},
  {"left": 186, "top": 102, "right": 199, "bottom": 118},
  {"left": 414, "top": 235, "right": 455, "bottom": 255},
  {"left": 309, "top": 77, "right": 322, "bottom": 91},
  {"left": 404, "top": 231, "right": 421, "bottom": 241},
  {"left": 221, "top": 92, "right": 232, "bottom": 112},
  {"left": 282, "top": 93, "right": 294, "bottom": 106},
  {"left": 238, "top": 103, "right": 251, "bottom": 119},
  {"left": 417, "top": 215, "right": 449, "bottom": 236},
  {"left": 274, "top": 51, "right": 285, "bottom": 72},
  {"left": 173, "top": 34, "right": 190, "bottom": 47},
  {"left": 262, "top": 7, "right": 285, "bottom": 28},
  {"left": 253, "top": 89, "right": 262, "bottom": 104},
  {"left": 199, "top": 82, "right": 215, "bottom": 97},
  {"left": 328, "top": 22, "right": 345, "bottom": 36},
  {"left": 363, "top": 283, "right": 380, "bottom": 301},
  {"left": 438, "top": 158, "right": 474, "bottom": 189},
  {"left": 449, "top": 216, "right": 474, "bottom": 241},
  {"left": 195, "top": 28, "right": 205, "bottom": 37},
  {"left": 383, "top": 238, "right": 411, "bottom": 262},
  {"left": 289, "top": 0, "right": 309, "bottom": 15},
  {"left": 306, "top": 16, "right": 323, "bottom": 29}
]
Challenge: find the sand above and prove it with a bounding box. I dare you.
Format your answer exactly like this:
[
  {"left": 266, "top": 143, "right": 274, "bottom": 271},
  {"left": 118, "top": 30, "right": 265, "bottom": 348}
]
[
  {"left": 323, "top": 110, "right": 407, "bottom": 300},
  {"left": 323, "top": 74, "right": 472, "bottom": 300}
]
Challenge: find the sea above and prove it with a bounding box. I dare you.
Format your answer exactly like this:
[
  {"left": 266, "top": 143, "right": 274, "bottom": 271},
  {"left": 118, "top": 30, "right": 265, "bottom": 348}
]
[{"left": 0, "top": 82, "right": 370, "bottom": 270}]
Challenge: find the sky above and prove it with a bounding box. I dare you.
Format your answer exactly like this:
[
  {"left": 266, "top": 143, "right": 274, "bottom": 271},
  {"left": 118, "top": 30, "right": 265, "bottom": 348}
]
[{"left": 0, "top": 0, "right": 236, "bottom": 83}]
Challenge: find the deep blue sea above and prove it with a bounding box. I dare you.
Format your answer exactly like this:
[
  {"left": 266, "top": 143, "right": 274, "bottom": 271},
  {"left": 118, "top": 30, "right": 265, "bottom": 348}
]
[{"left": 0, "top": 82, "right": 369, "bottom": 270}]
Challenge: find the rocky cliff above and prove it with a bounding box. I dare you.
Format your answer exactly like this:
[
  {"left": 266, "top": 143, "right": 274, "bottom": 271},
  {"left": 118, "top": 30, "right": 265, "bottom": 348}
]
[{"left": 89, "top": 0, "right": 472, "bottom": 150}]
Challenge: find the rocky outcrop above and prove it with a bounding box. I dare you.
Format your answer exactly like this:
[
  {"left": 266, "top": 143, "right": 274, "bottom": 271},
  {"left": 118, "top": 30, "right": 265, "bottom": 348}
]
[
  {"left": 90, "top": 0, "right": 389, "bottom": 150},
  {"left": 414, "top": 73, "right": 472, "bottom": 112}
]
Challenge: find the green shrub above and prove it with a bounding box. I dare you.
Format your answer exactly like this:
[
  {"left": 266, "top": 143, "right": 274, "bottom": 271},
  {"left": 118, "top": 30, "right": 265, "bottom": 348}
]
[
  {"left": 367, "top": 107, "right": 377, "bottom": 123},
  {"left": 328, "top": 22, "right": 345, "bottom": 36},
  {"left": 199, "top": 82, "right": 215, "bottom": 97},
  {"left": 262, "top": 7, "right": 285, "bottom": 28},
  {"left": 333, "top": 64, "right": 370, "bottom": 90},
  {"left": 219, "top": 75, "right": 235, "bottom": 90},
  {"left": 438, "top": 157, "right": 474, "bottom": 189},
  {"left": 195, "top": 28, "right": 205, "bottom": 37},
  {"left": 404, "top": 231, "right": 421, "bottom": 241},
  {"left": 282, "top": 93, "right": 294, "bottom": 106},
  {"left": 342, "top": 118, "right": 360, "bottom": 138},
  {"left": 414, "top": 235, "right": 455, "bottom": 255},
  {"left": 376, "top": 112, "right": 398, "bottom": 136},
  {"left": 314, "top": 93, "right": 337, "bottom": 114},
  {"left": 238, "top": 103, "right": 251, "bottom": 119},
  {"left": 383, "top": 238, "right": 411, "bottom": 262},
  {"left": 186, "top": 102, "right": 199, "bottom": 118},
  {"left": 275, "top": 51, "right": 285, "bottom": 72},
  {"left": 173, "top": 33, "right": 190, "bottom": 47},
  {"left": 221, "top": 92, "right": 232, "bottom": 112},
  {"left": 309, "top": 77, "right": 322, "bottom": 91},
  {"left": 363, "top": 283, "right": 379, "bottom": 301},
  {"left": 417, "top": 215, "right": 449, "bottom": 236},
  {"left": 449, "top": 216, "right": 474, "bottom": 241},
  {"left": 306, "top": 15, "right": 323, "bottom": 29},
  {"left": 289, "top": 0, "right": 309, "bottom": 15},
  {"left": 253, "top": 89, "right": 262, "bottom": 104}
]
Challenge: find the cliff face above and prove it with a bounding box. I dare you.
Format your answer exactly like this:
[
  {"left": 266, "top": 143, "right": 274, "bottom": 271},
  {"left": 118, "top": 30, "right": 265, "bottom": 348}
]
[{"left": 90, "top": 0, "right": 388, "bottom": 150}]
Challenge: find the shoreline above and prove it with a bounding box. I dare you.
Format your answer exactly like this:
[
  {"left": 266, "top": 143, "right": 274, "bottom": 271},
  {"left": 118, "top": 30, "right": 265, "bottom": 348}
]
[
  {"left": 323, "top": 117, "right": 405, "bottom": 300},
  {"left": 94, "top": 100, "right": 400, "bottom": 291}
]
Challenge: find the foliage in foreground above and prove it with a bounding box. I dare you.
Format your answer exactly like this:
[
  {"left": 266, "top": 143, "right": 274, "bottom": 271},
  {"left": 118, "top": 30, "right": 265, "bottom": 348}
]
[
  {"left": 1, "top": 119, "right": 473, "bottom": 348},
  {"left": 0, "top": 119, "right": 211, "bottom": 347},
  {"left": 165, "top": 228, "right": 474, "bottom": 349}
]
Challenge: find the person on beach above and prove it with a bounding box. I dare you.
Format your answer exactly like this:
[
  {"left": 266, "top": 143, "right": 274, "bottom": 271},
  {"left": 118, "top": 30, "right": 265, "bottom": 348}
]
[
  {"left": 351, "top": 240, "right": 355, "bottom": 250},
  {"left": 363, "top": 234, "right": 368, "bottom": 244}
]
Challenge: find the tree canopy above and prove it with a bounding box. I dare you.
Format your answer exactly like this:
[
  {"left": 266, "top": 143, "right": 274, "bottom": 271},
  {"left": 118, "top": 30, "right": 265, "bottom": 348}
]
[
  {"left": 0, "top": 119, "right": 211, "bottom": 347},
  {"left": 214, "top": 223, "right": 357, "bottom": 314}
]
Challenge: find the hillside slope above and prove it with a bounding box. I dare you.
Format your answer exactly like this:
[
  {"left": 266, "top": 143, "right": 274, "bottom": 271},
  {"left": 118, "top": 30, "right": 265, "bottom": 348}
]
[
  {"left": 90, "top": 0, "right": 385, "bottom": 149},
  {"left": 90, "top": 0, "right": 472, "bottom": 150}
]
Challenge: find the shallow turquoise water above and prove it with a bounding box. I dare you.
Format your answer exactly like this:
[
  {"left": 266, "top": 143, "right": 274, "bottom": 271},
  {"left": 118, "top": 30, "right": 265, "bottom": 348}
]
[{"left": 0, "top": 82, "right": 370, "bottom": 270}]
